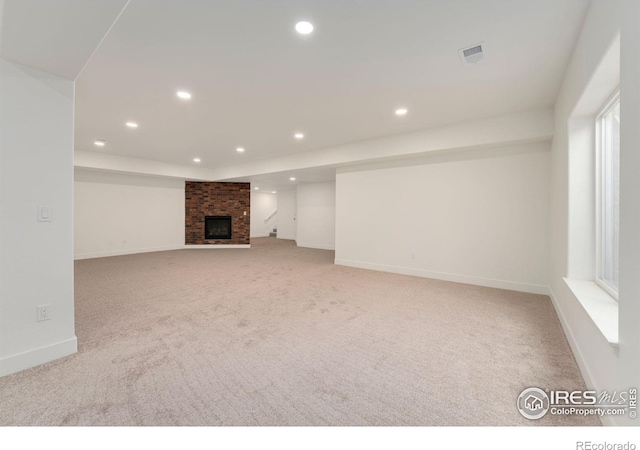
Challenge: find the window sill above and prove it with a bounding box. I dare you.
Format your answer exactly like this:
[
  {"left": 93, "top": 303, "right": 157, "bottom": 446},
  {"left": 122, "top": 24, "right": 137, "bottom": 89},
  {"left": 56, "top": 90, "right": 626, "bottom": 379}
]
[{"left": 563, "top": 278, "right": 618, "bottom": 350}]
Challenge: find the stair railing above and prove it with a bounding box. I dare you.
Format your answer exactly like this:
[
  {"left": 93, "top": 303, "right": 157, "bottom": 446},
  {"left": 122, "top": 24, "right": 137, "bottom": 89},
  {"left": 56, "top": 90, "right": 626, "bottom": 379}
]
[{"left": 264, "top": 210, "right": 277, "bottom": 223}]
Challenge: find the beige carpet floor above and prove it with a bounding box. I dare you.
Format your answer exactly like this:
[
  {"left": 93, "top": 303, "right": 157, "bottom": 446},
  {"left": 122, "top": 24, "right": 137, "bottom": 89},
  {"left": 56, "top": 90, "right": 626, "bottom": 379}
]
[{"left": 0, "top": 237, "right": 599, "bottom": 426}]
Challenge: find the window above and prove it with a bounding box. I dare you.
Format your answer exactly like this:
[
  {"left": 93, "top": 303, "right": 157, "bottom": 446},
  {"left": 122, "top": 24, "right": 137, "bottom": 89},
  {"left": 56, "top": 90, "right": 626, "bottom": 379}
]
[{"left": 596, "top": 91, "right": 620, "bottom": 299}]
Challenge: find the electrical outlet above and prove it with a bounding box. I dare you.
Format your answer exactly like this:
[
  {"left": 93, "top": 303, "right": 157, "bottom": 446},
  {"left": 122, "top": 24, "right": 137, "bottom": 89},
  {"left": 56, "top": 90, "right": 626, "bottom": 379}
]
[{"left": 37, "top": 305, "right": 51, "bottom": 322}]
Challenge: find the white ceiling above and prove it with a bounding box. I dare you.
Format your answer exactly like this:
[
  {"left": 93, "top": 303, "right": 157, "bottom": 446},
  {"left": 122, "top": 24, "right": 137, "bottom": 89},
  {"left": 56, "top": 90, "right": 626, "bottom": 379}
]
[
  {"left": 226, "top": 165, "right": 338, "bottom": 193},
  {"left": 0, "top": 0, "right": 129, "bottom": 80},
  {"left": 73, "top": 0, "right": 590, "bottom": 178}
]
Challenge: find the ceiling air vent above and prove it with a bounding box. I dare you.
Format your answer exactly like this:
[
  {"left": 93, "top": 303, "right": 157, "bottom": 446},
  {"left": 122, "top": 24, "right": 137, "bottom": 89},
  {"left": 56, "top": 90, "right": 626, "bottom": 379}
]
[{"left": 459, "top": 43, "right": 484, "bottom": 65}]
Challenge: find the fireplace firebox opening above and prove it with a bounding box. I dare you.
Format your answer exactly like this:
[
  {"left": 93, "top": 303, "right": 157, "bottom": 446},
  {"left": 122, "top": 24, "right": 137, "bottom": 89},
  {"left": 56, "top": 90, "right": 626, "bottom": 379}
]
[{"left": 204, "top": 216, "right": 232, "bottom": 240}]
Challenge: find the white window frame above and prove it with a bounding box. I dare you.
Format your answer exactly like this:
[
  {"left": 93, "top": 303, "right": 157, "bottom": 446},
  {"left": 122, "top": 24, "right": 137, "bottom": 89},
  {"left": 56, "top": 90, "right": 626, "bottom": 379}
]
[{"left": 595, "top": 89, "right": 620, "bottom": 301}]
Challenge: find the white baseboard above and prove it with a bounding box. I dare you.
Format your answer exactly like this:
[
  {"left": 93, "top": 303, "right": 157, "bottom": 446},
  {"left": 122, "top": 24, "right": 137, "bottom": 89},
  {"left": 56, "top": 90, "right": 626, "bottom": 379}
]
[
  {"left": 334, "top": 259, "right": 549, "bottom": 295},
  {"left": 297, "top": 242, "right": 335, "bottom": 251},
  {"left": 0, "top": 336, "right": 77, "bottom": 378},
  {"left": 76, "top": 244, "right": 253, "bottom": 259},
  {"left": 75, "top": 244, "right": 185, "bottom": 260}
]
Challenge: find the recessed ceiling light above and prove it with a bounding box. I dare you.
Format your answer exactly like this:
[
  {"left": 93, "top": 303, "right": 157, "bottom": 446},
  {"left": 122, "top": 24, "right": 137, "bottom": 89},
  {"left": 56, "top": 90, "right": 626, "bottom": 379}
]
[
  {"left": 94, "top": 139, "right": 106, "bottom": 147},
  {"left": 236, "top": 147, "right": 245, "bottom": 153},
  {"left": 272, "top": 191, "right": 277, "bottom": 194},
  {"left": 395, "top": 108, "right": 408, "bottom": 116},
  {"left": 294, "top": 133, "right": 304, "bottom": 139},
  {"left": 177, "top": 91, "right": 192, "bottom": 100},
  {"left": 295, "top": 21, "right": 314, "bottom": 35},
  {"left": 193, "top": 158, "right": 201, "bottom": 163},
  {"left": 254, "top": 187, "right": 259, "bottom": 190},
  {"left": 290, "top": 177, "right": 296, "bottom": 181},
  {"left": 125, "top": 122, "right": 138, "bottom": 128}
]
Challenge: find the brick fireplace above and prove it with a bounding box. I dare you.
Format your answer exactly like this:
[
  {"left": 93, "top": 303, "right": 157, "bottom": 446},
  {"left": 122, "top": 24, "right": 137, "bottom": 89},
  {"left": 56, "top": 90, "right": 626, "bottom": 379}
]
[{"left": 185, "top": 182, "right": 250, "bottom": 245}]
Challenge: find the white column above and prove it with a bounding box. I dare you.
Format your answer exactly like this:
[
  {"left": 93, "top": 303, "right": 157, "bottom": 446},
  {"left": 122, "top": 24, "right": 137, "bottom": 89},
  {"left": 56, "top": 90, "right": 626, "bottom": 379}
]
[{"left": 0, "top": 59, "right": 77, "bottom": 376}]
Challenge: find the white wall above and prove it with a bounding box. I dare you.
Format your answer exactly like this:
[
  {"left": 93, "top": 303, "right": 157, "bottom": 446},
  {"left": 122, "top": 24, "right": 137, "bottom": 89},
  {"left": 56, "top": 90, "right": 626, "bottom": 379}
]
[
  {"left": 0, "top": 59, "right": 76, "bottom": 377},
  {"left": 336, "top": 143, "right": 550, "bottom": 294},
  {"left": 276, "top": 190, "right": 296, "bottom": 240},
  {"left": 619, "top": 0, "right": 640, "bottom": 422},
  {"left": 549, "top": 0, "right": 639, "bottom": 425},
  {"left": 74, "top": 170, "right": 185, "bottom": 259},
  {"left": 296, "top": 182, "right": 336, "bottom": 251},
  {"left": 250, "top": 191, "right": 277, "bottom": 238}
]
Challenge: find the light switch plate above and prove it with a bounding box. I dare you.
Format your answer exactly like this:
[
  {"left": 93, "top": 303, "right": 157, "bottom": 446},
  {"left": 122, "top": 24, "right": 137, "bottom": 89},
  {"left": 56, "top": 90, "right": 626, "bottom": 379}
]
[{"left": 37, "top": 206, "right": 52, "bottom": 222}]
